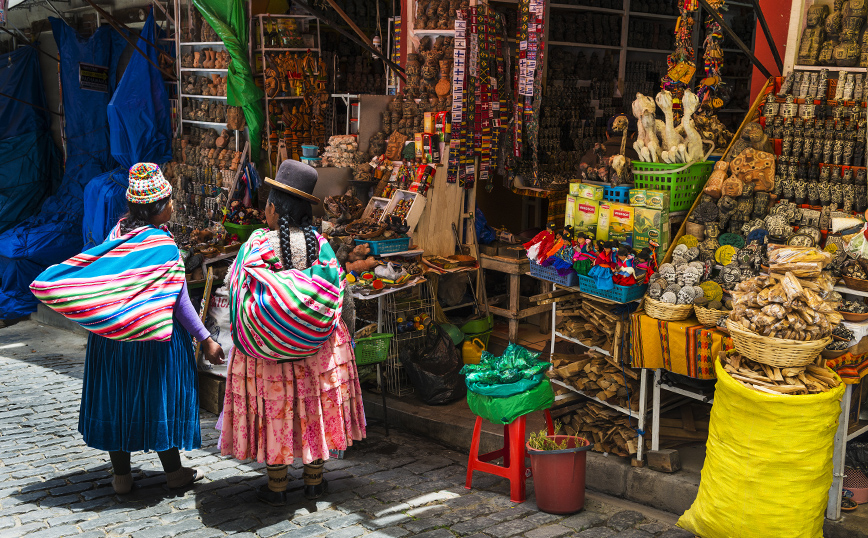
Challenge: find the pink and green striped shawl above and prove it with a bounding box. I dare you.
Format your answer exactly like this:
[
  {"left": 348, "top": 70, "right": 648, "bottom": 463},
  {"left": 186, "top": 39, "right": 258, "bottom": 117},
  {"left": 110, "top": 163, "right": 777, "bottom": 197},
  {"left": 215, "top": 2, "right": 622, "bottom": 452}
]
[
  {"left": 228, "top": 228, "right": 344, "bottom": 362},
  {"left": 29, "top": 221, "right": 185, "bottom": 342}
]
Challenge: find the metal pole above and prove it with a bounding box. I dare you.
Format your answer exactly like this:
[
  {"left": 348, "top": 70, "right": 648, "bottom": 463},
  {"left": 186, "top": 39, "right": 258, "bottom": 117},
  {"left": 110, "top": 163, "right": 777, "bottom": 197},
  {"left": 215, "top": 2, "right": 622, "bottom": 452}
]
[
  {"left": 695, "top": 0, "right": 772, "bottom": 79},
  {"left": 747, "top": 0, "right": 783, "bottom": 73}
]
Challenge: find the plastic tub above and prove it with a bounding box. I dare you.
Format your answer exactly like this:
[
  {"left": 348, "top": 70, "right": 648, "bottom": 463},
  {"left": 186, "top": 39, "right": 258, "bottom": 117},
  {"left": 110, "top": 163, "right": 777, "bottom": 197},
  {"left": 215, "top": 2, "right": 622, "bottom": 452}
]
[
  {"left": 301, "top": 145, "right": 318, "bottom": 158},
  {"left": 300, "top": 156, "right": 322, "bottom": 168},
  {"left": 527, "top": 435, "right": 593, "bottom": 514},
  {"left": 223, "top": 222, "right": 266, "bottom": 241}
]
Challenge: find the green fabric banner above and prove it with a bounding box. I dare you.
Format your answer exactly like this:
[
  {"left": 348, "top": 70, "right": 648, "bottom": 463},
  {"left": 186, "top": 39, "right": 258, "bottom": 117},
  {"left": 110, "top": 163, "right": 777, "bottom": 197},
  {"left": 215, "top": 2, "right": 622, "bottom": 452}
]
[{"left": 192, "top": 0, "right": 264, "bottom": 162}]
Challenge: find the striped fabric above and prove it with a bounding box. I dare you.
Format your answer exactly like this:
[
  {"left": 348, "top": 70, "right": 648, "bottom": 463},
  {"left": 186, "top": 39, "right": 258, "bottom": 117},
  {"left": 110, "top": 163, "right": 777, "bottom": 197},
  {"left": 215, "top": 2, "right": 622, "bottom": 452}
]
[
  {"left": 30, "top": 221, "right": 184, "bottom": 342},
  {"left": 229, "top": 228, "right": 344, "bottom": 362}
]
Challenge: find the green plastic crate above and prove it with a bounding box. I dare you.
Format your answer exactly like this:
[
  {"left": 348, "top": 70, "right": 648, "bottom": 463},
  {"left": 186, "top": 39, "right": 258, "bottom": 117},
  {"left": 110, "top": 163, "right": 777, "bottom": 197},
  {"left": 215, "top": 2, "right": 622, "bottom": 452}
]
[
  {"left": 631, "top": 160, "right": 713, "bottom": 212},
  {"left": 354, "top": 333, "right": 393, "bottom": 365}
]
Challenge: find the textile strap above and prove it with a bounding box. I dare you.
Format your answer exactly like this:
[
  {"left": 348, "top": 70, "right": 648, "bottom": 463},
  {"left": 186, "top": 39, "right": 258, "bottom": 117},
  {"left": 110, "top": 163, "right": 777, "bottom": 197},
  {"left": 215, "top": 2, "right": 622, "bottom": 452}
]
[
  {"left": 30, "top": 220, "right": 184, "bottom": 342},
  {"left": 228, "top": 227, "right": 344, "bottom": 361}
]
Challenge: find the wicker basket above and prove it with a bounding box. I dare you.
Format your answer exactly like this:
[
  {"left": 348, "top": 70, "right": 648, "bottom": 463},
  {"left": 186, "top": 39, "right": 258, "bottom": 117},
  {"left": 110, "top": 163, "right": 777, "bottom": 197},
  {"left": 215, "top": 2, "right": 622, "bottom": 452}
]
[
  {"left": 842, "top": 275, "right": 868, "bottom": 292},
  {"left": 695, "top": 305, "right": 728, "bottom": 327},
  {"left": 725, "top": 319, "right": 831, "bottom": 368},
  {"left": 643, "top": 296, "right": 694, "bottom": 321}
]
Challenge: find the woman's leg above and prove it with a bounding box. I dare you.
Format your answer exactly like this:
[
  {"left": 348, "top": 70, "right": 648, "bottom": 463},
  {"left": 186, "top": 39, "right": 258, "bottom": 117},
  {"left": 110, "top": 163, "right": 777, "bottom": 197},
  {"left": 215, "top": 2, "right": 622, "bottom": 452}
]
[
  {"left": 303, "top": 459, "right": 327, "bottom": 500},
  {"left": 257, "top": 464, "right": 289, "bottom": 506},
  {"left": 109, "top": 451, "right": 133, "bottom": 494},
  {"left": 160, "top": 448, "right": 204, "bottom": 488}
]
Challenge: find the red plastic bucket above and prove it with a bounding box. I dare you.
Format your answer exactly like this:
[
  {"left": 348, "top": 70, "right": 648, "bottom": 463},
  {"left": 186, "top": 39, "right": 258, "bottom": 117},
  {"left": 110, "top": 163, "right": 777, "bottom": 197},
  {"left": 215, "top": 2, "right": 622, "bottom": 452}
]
[{"left": 527, "top": 435, "right": 593, "bottom": 514}]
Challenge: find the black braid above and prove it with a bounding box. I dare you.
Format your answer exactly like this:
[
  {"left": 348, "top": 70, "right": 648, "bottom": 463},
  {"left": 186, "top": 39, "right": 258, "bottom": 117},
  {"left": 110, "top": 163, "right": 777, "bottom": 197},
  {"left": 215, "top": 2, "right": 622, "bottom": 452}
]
[
  {"left": 277, "top": 213, "right": 294, "bottom": 270},
  {"left": 119, "top": 196, "right": 171, "bottom": 234},
  {"left": 268, "top": 188, "right": 317, "bottom": 271}
]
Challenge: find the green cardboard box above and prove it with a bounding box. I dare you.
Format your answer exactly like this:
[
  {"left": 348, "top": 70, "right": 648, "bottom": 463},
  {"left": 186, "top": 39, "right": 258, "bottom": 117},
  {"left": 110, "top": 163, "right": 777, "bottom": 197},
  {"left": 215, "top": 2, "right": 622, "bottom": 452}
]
[
  {"left": 633, "top": 206, "right": 670, "bottom": 256},
  {"left": 629, "top": 189, "right": 647, "bottom": 207},
  {"left": 645, "top": 189, "right": 671, "bottom": 211}
]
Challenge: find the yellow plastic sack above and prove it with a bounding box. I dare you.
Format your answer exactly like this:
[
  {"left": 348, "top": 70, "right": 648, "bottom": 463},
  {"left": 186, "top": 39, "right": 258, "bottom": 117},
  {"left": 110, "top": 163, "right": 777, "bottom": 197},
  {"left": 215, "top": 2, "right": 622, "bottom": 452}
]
[{"left": 678, "top": 360, "right": 844, "bottom": 538}]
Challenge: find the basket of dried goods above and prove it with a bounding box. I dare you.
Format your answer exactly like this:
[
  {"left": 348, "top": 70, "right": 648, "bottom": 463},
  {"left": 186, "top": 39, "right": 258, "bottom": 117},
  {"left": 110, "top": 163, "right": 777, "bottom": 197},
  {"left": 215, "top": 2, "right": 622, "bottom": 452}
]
[
  {"left": 345, "top": 218, "right": 387, "bottom": 239},
  {"left": 842, "top": 260, "right": 868, "bottom": 292},
  {"left": 822, "top": 340, "right": 850, "bottom": 360},
  {"left": 720, "top": 350, "right": 842, "bottom": 395},
  {"left": 644, "top": 295, "right": 694, "bottom": 321},
  {"left": 727, "top": 271, "right": 841, "bottom": 368},
  {"left": 324, "top": 194, "right": 364, "bottom": 221},
  {"left": 838, "top": 299, "right": 868, "bottom": 322},
  {"left": 693, "top": 297, "right": 731, "bottom": 328}
]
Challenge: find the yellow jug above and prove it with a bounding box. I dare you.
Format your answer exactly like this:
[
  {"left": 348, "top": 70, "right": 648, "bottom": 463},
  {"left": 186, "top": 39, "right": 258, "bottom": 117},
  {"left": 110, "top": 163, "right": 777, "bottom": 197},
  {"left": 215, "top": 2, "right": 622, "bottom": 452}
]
[{"left": 462, "top": 338, "right": 486, "bottom": 365}]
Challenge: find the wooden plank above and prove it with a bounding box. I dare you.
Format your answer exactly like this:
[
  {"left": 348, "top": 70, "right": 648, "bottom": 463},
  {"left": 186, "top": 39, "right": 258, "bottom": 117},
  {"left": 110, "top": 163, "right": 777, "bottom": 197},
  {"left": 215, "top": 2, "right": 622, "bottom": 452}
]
[
  {"left": 415, "top": 165, "right": 463, "bottom": 256},
  {"left": 647, "top": 449, "right": 681, "bottom": 473},
  {"left": 479, "top": 254, "right": 530, "bottom": 274},
  {"left": 680, "top": 405, "right": 696, "bottom": 433}
]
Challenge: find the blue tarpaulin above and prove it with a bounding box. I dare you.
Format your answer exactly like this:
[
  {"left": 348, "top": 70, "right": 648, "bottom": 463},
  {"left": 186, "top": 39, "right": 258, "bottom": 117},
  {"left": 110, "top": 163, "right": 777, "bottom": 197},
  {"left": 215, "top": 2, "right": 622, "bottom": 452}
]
[
  {"left": 83, "top": 10, "right": 172, "bottom": 249},
  {"left": 0, "top": 46, "right": 62, "bottom": 235},
  {"left": 0, "top": 21, "right": 128, "bottom": 319}
]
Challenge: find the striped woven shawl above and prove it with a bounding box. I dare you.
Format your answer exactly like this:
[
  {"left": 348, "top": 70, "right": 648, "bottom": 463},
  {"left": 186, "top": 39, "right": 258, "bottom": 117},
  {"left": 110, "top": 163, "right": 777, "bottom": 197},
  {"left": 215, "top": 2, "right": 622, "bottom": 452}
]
[
  {"left": 229, "top": 228, "right": 344, "bottom": 362},
  {"left": 30, "top": 221, "right": 185, "bottom": 341}
]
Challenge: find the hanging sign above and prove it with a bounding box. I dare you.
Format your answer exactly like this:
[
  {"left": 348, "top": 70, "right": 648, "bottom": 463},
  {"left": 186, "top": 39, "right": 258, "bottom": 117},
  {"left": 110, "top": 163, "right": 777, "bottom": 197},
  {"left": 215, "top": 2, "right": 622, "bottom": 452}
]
[{"left": 79, "top": 63, "right": 109, "bottom": 93}]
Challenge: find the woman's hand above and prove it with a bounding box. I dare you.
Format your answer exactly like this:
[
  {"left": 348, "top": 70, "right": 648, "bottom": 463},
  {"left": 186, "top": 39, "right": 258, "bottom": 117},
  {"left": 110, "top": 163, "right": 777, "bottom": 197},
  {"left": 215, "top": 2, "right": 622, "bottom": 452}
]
[{"left": 202, "top": 337, "right": 225, "bottom": 365}]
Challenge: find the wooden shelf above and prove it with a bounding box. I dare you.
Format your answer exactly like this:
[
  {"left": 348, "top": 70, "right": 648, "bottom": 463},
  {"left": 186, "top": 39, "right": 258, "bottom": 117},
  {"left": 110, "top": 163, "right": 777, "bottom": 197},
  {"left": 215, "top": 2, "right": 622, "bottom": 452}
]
[
  {"left": 549, "top": 3, "right": 624, "bottom": 14},
  {"left": 181, "top": 94, "right": 228, "bottom": 100},
  {"left": 181, "top": 119, "right": 229, "bottom": 127},
  {"left": 794, "top": 65, "right": 868, "bottom": 73},
  {"left": 254, "top": 47, "right": 319, "bottom": 52},
  {"left": 180, "top": 68, "right": 228, "bottom": 73},
  {"left": 550, "top": 379, "right": 636, "bottom": 416},
  {"left": 412, "top": 29, "right": 456, "bottom": 36},
  {"left": 555, "top": 331, "right": 611, "bottom": 357},
  {"left": 626, "top": 47, "right": 671, "bottom": 54},
  {"left": 630, "top": 11, "right": 679, "bottom": 19},
  {"left": 549, "top": 41, "right": 622, "bottom": 50}
]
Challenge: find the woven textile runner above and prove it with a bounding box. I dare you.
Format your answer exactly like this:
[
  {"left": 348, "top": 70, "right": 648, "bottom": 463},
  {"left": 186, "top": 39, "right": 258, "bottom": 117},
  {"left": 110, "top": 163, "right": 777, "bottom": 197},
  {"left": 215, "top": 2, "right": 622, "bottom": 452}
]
[
  {"left": 630, "top": 312, "right": 732, "bottom": 380},
  {"left": 30, "top": 221, "right": 185, "bottom": 342},
  {"left": 228, "top": 228, "right": 343, "bottom": 361}
]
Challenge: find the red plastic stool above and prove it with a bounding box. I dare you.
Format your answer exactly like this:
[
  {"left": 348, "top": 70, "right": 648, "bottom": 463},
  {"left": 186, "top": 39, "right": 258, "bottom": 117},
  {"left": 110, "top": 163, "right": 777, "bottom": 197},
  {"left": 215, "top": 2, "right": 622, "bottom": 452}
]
[{"left": 465, "top": 409, "right": 554, "bottom": 503}]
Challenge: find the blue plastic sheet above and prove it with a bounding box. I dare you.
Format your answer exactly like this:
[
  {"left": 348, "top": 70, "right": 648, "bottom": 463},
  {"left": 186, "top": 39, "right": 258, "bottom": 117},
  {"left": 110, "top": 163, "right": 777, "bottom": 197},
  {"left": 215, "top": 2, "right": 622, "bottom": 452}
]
[
  {"left": 0, "top": 46, "right": 62, "bottom": 235},
  {"left": 84, "top": 11, "right": 172, "bottom": 249},
  {"left": 0, "top": 21, "right": 127, "bottom": 319}
]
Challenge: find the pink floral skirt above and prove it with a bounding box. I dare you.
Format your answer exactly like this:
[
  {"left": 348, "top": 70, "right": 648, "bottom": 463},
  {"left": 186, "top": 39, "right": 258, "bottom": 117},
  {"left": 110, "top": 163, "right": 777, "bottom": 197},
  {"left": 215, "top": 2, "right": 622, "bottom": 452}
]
[{"left": 219, "top": 321, "right": 366, "bottom": 465}]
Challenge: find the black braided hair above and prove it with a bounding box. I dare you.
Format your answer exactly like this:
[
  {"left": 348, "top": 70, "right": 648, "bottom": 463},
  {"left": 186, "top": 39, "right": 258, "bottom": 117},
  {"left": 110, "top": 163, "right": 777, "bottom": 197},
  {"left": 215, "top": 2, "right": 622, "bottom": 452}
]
[
  {"left": 119, "top": 196, "right": 171, "bottom": 234},
  {"left": 268, "top": 188, "right": 318, "bottom": 271}
]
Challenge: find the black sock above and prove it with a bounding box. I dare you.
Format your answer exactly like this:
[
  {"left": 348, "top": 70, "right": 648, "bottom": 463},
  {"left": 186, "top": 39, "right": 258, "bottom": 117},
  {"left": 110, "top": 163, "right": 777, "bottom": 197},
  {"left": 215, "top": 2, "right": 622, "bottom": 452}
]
[
  {"left": 158, "top": 448, "right": 182, "bottom": 473},
  {"left": 109, "top": 451, "right": 131, "bottom": 475}
]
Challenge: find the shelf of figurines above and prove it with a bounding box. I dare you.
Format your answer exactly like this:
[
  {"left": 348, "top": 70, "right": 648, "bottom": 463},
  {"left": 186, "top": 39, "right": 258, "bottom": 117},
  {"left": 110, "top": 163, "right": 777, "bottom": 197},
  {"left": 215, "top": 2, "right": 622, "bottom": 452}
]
[
  {"left": 180, "top": 68, "right": 229, "bottom": 73},
  {"left": 254, "top": 48, "right": 320, "bottom": 53},
  {"left": 181, "top": 42, "right": 225, "bottom": 47}
]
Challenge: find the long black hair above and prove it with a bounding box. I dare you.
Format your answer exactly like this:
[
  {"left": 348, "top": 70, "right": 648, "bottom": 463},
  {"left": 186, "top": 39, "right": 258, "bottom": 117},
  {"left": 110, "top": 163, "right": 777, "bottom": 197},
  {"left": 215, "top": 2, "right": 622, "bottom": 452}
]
[
  {"left": 267, "top": 188, "right": 318, "bottom": 270},
  {"left": 119, "top": 196, "right": 172, "bottom": 234}
]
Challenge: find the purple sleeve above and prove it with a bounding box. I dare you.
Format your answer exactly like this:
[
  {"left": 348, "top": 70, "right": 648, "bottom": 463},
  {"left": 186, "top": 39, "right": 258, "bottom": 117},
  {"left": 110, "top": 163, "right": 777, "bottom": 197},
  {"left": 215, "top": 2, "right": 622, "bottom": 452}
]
[{"left": 174, "top": 281, "right": 212, "bottom": 342}]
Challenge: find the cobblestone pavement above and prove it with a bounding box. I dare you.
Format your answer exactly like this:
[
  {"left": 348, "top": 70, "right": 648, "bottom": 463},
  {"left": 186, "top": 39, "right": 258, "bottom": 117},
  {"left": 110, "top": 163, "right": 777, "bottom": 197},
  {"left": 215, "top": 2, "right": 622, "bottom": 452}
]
[{"left": 0, "top": 321, "right": 695, "bottom": 538}]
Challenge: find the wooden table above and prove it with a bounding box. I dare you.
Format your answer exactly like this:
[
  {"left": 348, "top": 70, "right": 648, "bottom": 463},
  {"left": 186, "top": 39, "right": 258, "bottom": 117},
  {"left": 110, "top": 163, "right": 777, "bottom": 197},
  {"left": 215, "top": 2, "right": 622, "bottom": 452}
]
[{"left": 480, "top": 254, "right": 552, "bottom": 342}]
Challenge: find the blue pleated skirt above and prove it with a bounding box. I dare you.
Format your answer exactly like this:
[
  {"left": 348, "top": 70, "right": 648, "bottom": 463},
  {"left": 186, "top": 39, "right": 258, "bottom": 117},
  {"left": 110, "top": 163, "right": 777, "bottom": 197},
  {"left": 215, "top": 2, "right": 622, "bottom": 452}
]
[{"left": 79, "top": 319, "right": 201, "bottom": 452}]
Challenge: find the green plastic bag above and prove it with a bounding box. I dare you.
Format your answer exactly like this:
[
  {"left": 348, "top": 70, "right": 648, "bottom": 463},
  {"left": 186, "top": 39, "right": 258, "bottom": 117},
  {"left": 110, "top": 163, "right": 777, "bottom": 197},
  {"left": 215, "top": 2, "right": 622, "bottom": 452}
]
[
  {"left": 467, "top": 379, "right": 554, "bottom": 425},
  {"left": 461, "top": 342, "right": 549, "bottom": 385},
  {"left": 467, "top": 371, "right": 546, "bottom": 397}
]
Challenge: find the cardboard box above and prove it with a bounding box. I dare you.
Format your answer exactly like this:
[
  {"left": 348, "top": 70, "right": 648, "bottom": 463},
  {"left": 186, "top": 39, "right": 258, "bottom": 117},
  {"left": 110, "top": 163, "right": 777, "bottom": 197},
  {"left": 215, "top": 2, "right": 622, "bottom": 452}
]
[
  {"left": 629, "top": 189, "right": 647, "bottom": 207},
  {"left": 597, "top": 203, "right": 611, "bottom": 240},
  {"left": 608, "top": 203, "right": 635, "bottom": 246},
  {"left": 645, "top": 189, "right": 671, "bottom": 211},
  {"left": 198, "top": 371, "right": 225, "bottom": 414},
  {"left": 633, "top": 206, "right": 670, "bottom": 250},
  {"left": 566, "top": 195, "right": 578, "bottom": 229},
  {"left": 570, "top": 182, "right": 604, "bottom": 201}
]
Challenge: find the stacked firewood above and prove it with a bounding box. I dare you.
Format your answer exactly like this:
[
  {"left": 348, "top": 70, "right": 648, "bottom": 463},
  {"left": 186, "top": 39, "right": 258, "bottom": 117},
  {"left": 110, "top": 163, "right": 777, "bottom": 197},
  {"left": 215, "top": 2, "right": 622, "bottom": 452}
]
[
  {"left": 721, "top": 352, "right": 841, "bottom": 395},
  {"left": 548, "top": 351, "right": 642, "bottom": 412},
  {"left": 553, "top": 296, "right": 622, "bottom": 354},
  {"left": 550, "top": 392, "right": 642, "bottom": 457}
]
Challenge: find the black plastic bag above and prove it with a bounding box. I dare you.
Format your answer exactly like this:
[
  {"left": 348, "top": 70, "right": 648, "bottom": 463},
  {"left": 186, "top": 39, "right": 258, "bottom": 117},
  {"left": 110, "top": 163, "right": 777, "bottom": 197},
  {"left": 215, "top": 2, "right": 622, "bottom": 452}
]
[{"left": 401, "top": 324, "right": 466, "bottom": 405}]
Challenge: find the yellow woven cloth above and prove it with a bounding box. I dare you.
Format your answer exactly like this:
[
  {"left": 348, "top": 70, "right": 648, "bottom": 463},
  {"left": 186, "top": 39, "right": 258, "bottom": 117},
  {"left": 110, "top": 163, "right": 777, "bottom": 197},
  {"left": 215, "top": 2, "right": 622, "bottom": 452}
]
[{"left": 630, "top": 313, "right": 732, "bottom": 380}]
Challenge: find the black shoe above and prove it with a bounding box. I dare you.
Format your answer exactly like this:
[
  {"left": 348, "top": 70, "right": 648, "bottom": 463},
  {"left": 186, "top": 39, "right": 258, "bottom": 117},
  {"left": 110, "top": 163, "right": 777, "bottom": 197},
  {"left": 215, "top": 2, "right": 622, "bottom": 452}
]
[
  {"left": 257, "top": 484, "right": 287, "bottom": 506},
  {"left": 304, "top": 478, "right": 328, "bottom": 500}
]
